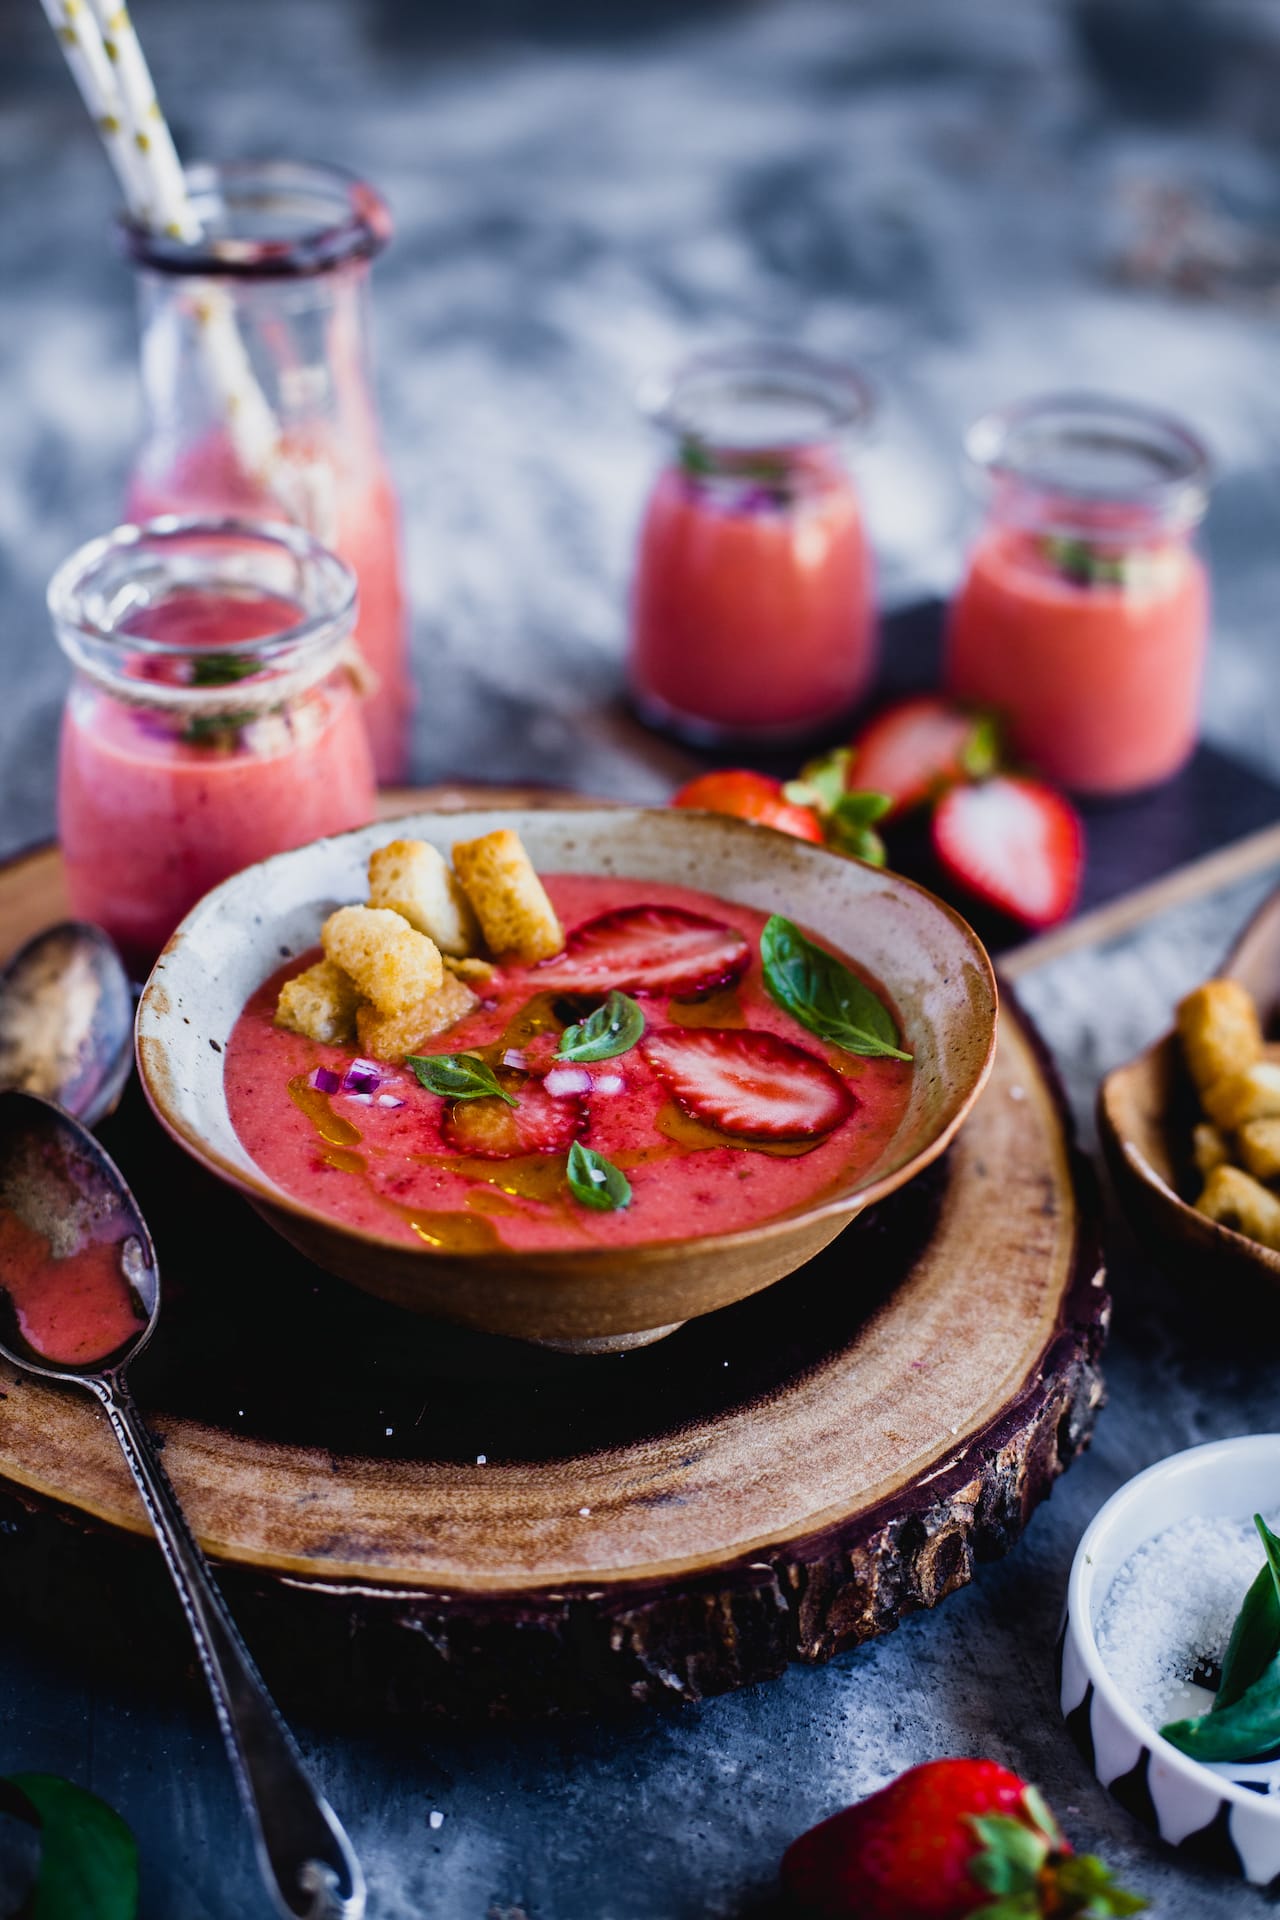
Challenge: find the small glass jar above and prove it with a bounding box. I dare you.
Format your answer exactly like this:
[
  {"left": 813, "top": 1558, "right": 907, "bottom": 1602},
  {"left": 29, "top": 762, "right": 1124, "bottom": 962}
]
[
  {"left": 119, "top": 160, "right": 411, "bottom": 784},
  {"left": 49, "top": 517, "right": 376, "bottom": 977},
  {"left": 944, "top": 394, "right": 1212, "bottom": 796},
  {"left": 627, "top": 345, "right": 876, "bottom": 746}
]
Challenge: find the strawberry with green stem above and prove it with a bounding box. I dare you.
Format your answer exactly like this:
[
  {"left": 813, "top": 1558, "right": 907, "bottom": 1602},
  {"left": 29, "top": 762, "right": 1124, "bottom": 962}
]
[{"left": 782, "top": 1759, "right": 1146, "bottom": 1920}]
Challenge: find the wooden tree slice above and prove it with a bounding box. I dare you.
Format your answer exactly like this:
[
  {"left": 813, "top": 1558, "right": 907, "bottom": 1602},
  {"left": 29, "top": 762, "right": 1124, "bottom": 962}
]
[{"left": 0, "top": 810, "right": 1106, "bottom": 1719}]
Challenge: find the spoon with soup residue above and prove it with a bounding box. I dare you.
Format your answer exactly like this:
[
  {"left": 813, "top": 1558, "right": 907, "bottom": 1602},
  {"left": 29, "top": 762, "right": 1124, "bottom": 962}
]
[
  {"left": 0, "top": 1090, "right": 365, "bottom": 1920},
  {"left": 0, "top": 923, "right": 133, "bottom": 1126}
]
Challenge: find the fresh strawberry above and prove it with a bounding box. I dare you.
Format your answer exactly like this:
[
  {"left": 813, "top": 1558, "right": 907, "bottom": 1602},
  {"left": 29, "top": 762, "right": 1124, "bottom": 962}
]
[
  {"left": 442, "top": 1077, "right": 586, "bottom": 1159},
  {"left": 539, "top": 906, "right": 751, "bottom": 998},
  {"left": 782, "top": 1759, "right": 1147, "bottom": 1920},
  {"left": 849, "top": 696, "right": 999, "bottom": 818},
  {"left": 639, "top": 1027, "right": 853, "bottom": 1140},
  {"left": 672, "top": 769, "right": 824, "bottom": 843},
  {"left": 931, "top": 775, "right": 1083, "bottom": 930}
]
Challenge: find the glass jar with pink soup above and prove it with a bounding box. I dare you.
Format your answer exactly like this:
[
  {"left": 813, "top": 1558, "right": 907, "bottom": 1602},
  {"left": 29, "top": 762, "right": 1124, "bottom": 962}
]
[
  {"left": 628, "top": 346, "right": 877, "bottom": 746},
  {"left": 50, "top": 517, "right": 377, "bottom": 977},
  {"left": 945, "top": 394, "right": 1212, "bottom": 796},
  {"left": 120, "top": 159, "right": 411, "bottom": 783}
]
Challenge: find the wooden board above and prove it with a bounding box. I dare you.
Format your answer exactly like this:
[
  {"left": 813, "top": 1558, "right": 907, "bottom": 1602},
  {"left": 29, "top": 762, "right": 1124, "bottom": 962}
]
[{"left": 0, "top": 800, "right": 1107, "bottom": 1719}]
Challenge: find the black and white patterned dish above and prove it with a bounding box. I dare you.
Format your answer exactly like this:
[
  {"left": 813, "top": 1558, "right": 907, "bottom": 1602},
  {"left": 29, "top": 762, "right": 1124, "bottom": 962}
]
[{"left": 1061, "top": 1435, "right": 1280, "bottom": 1886}]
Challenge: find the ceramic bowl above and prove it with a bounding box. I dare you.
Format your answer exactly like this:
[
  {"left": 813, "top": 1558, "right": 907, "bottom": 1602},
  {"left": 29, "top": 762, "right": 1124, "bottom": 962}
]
[
  {"left": 136, "top": 808, "right": 998, "bottom": 1348},
  {"left": 1061, "top": 1434, "right": 1280, "bottom": 1885},
  {"left": 1098, "top": 885, "right": 1280, "bottom": 1292}
]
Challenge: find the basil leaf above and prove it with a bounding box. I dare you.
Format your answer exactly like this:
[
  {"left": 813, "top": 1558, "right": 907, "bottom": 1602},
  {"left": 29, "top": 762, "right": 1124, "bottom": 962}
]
[
  {"left": 0, "top": 1773, "right": 138, "bottom": 1920},
  {"left": 1215, "top": 1516, "right": 1280, "bottom": 1711},
  {"left": 566, "top": 1140, "right": 631, "bottom": 1212},
  {"left": 1162, "top": 1655, "right": 1280, "bottom": 1762},
  {"left": 760, "top": 915, "right": 912, "bottom": 1061},
  {"left": 189, "top": 652, "right": 262, "bottom": 688},
  {"left": 180, "top": 709, "right": 258, "bottom": 747},
  {"left": 557, "top": 991, "right": 645, "bottom": 1064},
  {"left": 407, "top": 1053, "right": 518, "bottom": 1107},
  {"left": 1039, "top": 535, "right": 1129, "bottom": 588}
]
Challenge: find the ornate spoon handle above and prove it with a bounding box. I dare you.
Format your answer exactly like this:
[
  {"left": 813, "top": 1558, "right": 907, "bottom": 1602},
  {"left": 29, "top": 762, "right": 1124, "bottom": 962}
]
[{"left": 88, "top": 1373, "right": 365, "bottom": 1920}]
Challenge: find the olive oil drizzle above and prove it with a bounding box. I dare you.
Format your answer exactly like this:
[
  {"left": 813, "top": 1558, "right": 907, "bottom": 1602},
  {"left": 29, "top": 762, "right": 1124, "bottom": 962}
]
[{"left": 285, "top": 978, "right": 836, "bottom": 1249}]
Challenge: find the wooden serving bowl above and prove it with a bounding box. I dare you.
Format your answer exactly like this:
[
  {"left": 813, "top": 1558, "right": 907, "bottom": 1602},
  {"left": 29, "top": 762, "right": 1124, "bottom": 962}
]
[
  {"left": 1098, "top": 884, "right": 1280, "bottom": 1290},
  {"left": 136, "top": 808, "right": 998, "bottom": 1348}
]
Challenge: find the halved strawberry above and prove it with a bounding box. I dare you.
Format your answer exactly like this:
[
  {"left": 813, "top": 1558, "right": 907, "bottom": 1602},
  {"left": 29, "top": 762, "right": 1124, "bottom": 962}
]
[
  {"left": 442, "top": 1078, "right": 587, "bottom": 1158},
  {"left": 850, "top": 695, "right": 998, "bottom": 818},
  {"left": 640, "top": 1027, "right": 853, "bottom": 1141},
  {"left": 932, "top": 774, "right": 1084, "bottom": 929},
  {"left": 539, "top": 906, "right": 751, "bottom": 998},
  {"left": 672, "top": 769, "right": 824, "bottom": 844}
]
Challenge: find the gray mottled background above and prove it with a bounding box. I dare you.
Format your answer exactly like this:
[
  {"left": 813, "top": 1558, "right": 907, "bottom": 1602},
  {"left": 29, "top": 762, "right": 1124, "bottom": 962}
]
[{"left": 4, "top": 1, "right": 1280, "bottom": 1915}]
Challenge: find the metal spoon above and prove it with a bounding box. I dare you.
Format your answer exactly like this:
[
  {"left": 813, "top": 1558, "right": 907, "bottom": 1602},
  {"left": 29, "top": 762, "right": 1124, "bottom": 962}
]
[
  {"left": 0, "top": 924, "right": 133, "bottom": 1126},
  {"left": 0, "top": 1090, "right": 364, "bottom": 1920}
]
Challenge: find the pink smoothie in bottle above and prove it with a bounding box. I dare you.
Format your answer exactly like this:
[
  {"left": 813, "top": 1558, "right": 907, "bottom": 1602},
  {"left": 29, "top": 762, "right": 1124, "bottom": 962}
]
[
  {"left": 628, "top": 347, "right": 877, "bottom": 745},
  {"left": 122, "top": 160, "right": 411, "bottom": 782},
  {"left": 50, "top": 520, "right": 376, "bottom": 977},
  {"left": 944, "top": 395, "right": 1212, "bottom": 796}
]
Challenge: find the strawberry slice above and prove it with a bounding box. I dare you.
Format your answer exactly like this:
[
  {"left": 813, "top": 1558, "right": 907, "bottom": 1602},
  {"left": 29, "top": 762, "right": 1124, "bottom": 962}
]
[
  {"left": 640, "top": 1027, "right": 853, "bottom": 1141},
  {"left": 442, "top": 1077, "right": 587, "bottom": 1158},
  {"left": 850, "top": 695, "right": 997, "bottom": 818},
  {"left": 932, "top": 774, "right": 1084, "bottom": 929},
  {"left": 672, "top": 769, "right": 824, "bottom": 844},
  {"left": 539, "top": 906, "right": 751, "bottom": 998}
]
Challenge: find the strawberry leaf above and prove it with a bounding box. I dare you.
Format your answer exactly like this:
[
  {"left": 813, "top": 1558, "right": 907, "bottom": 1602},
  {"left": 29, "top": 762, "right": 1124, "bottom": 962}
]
[
  {"left": 1050, "top": 1853, "right": 1150, "bottom": 1915},
  {"left": 967, "top": 1814, "right": 1047, "bottom": 1894},
  {"left": 960, "top": 711, "right": 1002, "bottom": 780},
  {"left": 761, "top": 916, "right": 912, "bottom": 1061},
  {"left": 1019, "top": 1783, "right": 1063, "bottom": 1846},
  {"left": 0, "top": 1774, "right": 138, "bottom": 1920}
]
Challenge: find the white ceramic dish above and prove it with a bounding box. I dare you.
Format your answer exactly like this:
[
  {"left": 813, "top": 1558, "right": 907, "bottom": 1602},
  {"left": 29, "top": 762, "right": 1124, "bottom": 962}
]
[{"left": 1061, "top": 1434, "right": 1280, "bottom": 1885}]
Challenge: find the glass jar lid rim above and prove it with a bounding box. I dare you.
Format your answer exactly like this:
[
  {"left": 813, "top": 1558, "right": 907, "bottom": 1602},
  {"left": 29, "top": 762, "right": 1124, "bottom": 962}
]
[
  {"left": 48, "top": 515, "right": 357, "bottom": 666},
  {"left": 640, "top": 344, "right": 873, "bottom": 450},
  {"left": 119, "top": 158, "right": 391, "bottom": 279},
  {"left": 966, "top": 392, "right": 1211, "bottom": 512}
]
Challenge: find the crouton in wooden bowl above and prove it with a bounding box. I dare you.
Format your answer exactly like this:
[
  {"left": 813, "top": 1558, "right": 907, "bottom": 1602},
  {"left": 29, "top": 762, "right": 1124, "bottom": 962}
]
[
  {"left": 1098, "top": 885, "right": 1280, "bottom": 1293},
  {"left": 136, "top": 809, "right": 997, "bottom": 1350}
]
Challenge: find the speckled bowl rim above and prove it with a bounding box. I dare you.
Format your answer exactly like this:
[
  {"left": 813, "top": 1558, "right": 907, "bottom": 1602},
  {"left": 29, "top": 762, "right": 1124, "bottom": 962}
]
[
  {"left": 1065, "top": 1434, "right": 1280, "bottom": 1821},
  {"left": 135, "top": 807, "right": 999, "bottom": 1270}
]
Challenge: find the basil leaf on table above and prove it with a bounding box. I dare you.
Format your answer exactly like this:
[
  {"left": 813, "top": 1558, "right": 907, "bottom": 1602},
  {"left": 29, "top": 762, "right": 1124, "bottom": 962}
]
[
  {"left": 760, "top": 915, "right": 912, "bottom": 1062},
  {"left": 407, "top": 1053, "right": 518, "bottom": 1107},
  {"left": 566, "top": 1141, "right": 632, "bottom": 1212},
  {"left": 557, "top": 991, "right": 645, "bottom": 1065},
  {"left": 0, "top": 1773, "right": 138, "bottom": 1920},
  {"left": 1216, "top": 1515, "right": 1280, "bottom": 1711}
]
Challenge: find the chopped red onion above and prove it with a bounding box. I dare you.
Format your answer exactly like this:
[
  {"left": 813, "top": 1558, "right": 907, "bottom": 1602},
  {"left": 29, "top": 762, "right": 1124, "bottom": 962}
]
[
  {"left": 376, "top": 1092, "right": 405, "bottom": 1109},
  {"left": 347, "top": 1091, "right": 374, "bottom": 1106},
  {"left": 545, "top": 1066, "right": 592, "bottom": 1098},
  {"left": 309, "top": 1066, "right": 341, "bottom": 1095},
  {"left": 593, "top": 1073, "right": 624, "bottom": 1095},
  {"left": 502, "top": 1048, "right": 528, "bottom": 1070},
  {"left": 341, "top": 1059, "right": 383, "bottom": 1095}
]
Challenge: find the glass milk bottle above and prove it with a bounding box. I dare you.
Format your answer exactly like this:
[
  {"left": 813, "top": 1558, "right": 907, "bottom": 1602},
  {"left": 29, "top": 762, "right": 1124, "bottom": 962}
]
[
  {"left": 628, "top": 346, "right": 877, "bottom": 745},
  {"left": 50, "top": 517, "right": 375, "bottom": 976},
  {"left": 945, "top": 394, "right": 1211, "bottom": 795},
  {"left": 121, "top": 159, "right": 411, "bottom": 783}
]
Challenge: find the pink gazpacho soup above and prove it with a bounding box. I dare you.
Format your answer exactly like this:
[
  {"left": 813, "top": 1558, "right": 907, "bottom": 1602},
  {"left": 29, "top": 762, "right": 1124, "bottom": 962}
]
[{"left": 225, "top": 876, "right": 914, "bottom": 1254}]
